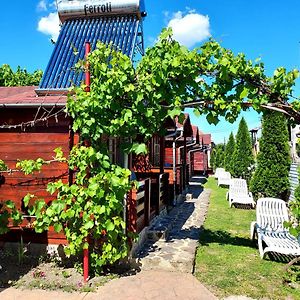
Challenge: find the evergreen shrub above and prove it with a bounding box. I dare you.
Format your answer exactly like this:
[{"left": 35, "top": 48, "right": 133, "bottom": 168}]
[
  {"left": 250, "top": 111, "right": 291, "bottom": 200},
  {"left": 231, "top": 117, "right": 254, "bottom": 180}
]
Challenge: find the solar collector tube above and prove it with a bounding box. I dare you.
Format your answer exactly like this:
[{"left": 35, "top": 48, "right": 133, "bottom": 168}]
[
  {"left": 48, "top": 21, "right": 77, "bottom": 89},
  {"left": 62, "top": 18, "right": 88, "bottom": 88},
  {"left": 58, "top": 19, "right": 85, "bottom": 88}
]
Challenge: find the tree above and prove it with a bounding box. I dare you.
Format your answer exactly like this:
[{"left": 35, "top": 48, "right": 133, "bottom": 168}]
[
  {"left": 250, "top": 111, "right": 291, "bottom": 200},
  {"left": 0, "top": 64, "right": 43, "bottom": 86},
  {"left": 224, "top": 132, "right": 235, "bottom": 173},
  {"left": 210, "top": 146, "right": 216, "bottom": 171},
  {"left": 213, "top": 144, "right": 225, "bottom": 169},
  {"left": 231, "top": 117, "right": 254, "bottom": 179}
]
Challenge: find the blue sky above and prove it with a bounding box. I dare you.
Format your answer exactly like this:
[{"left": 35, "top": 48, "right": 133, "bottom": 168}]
[{"left": 1, "top": 0, "right": 300, "bottom": 143}]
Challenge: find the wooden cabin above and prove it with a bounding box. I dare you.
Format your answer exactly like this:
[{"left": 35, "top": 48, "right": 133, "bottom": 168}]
[
  {"left": 0, "top": 88, "right": 175, "bottom": 250},
  {"left": 0, "top": 86, "right": 70, "bottom": 245},
  {"left": 130, "top": 117, "right": 176, "bottom": 232},
  {"left": 189, "top": 127, "right": 212, "bottom": 176},
  {"left": 0, "top": 87, "right": 211, "bottom": 247},
  {"left": 0, "top": 1, "right": 150, "bottom": 246},
  {"left": 163, "top": 114, "right": 194, "bottom": 200},
  {"left": 128, "top": 114, "right": 195, "bottom": 233}
]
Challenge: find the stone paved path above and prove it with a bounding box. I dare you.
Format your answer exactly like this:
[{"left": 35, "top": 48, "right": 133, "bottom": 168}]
[{"left": 135, "top": 176, "right": 211, "bottom": 273}]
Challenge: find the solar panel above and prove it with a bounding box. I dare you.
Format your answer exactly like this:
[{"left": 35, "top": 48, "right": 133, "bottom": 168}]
[{"left": 36, "top": 15, "right": 140, "bottom": 95}]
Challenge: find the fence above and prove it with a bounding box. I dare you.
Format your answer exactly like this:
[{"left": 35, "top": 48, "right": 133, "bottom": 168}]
[{"left": 126, "top": 178, "right": 151, "bottom": 233}]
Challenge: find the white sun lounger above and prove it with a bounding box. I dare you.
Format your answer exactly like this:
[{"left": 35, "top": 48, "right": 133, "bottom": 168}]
[
  {"left": 217, "top": 171, "right": 231, "bottom": 186},
  {"left": 250, "top": 197, "right": 300, "bottom": 259},
  {"left": 227, "top": 178, "right": 255, "bottom": 208},
  {"left": 214, "top": 168, "right": 225, "bottom": 179}
]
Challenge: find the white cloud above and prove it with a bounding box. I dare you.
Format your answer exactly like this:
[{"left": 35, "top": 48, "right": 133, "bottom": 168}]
[
  {"left": 49, "top": 1, "right": 58, "bottom": 9},
  {"left": 167, "top": 11, "right": 211, "bottom": 48},
  {"left": 37, "top": 0, "right": 57, "bottom": 11},
  {"left": 37, "top": 12, "right": 60, "bottom": 41},
  {"left": 37, "top": 0, "right": 48, "bottom": 11}
]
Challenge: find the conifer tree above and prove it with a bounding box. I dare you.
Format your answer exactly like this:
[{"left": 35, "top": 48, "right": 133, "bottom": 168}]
[
  {"left": 214, "top": 144, "right": 225, "bottom": 169},
  {"left": 224, "top": 132, "right": 235, "bottom": 174},
  {"left": 210, "top": 147, "right": 216, "bottom": 171},
  {"left": 250, "top": 111, "right": 291, "bottom": 200},
  {"left": 231, "top": 117, "right": 254, "bottom": 179}
]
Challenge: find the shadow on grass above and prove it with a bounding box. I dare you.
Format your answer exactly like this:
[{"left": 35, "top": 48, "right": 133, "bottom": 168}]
[
  {"left": 231, "top": 203, "right": 255, "bottom": 210},
  {"left": 199, "top": 227, "right": 256, "bottom": 249},
  {"left": 198, "top": 228, "right": 300, "bottom": 264},
  {"left": 267, "top": 252, "right": 299, "bottom": 263}
]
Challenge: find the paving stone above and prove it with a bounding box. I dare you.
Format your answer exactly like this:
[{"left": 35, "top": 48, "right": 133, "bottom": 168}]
[{"left": 135, "top": 177, "right": 211, "bottom": 274}]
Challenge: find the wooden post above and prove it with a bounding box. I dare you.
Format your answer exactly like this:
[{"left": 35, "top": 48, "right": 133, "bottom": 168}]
[
  {"left": 144, "top": 178, "right": 150, "bottom": 227},
  {"left": 83, "top": 41, "right": 91, "bottom": 284},
  {"left": 126, "top": 188, "right": 137, "bottom": 235},
  {"left": 85, "top": 42, "right": 91, "bottom": 92},
  {"left": 183, "top": 136, "right": 187, "bottom": 190},
  {"left": 159, "top": 136, "right": 165, "bottom": 174},
  {"left": 83, "top": 244, "right": 89, "bottom": 283},
  {"left": 157, "top": 174, "right": 164, "bottom": 215}
]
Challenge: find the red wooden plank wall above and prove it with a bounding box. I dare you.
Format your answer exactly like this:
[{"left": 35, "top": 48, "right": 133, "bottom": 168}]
[
  {"left": 0, "top": 131, "right": 72, "bottom": 244},
  {"left": 193, "top": 152, "right": 207, "bottom": 172},
  {"left": 165, "top": 147, "right": 173, "bottom": 166},
  {"left": 0, "top": 132, "right": 70, "bottom": 207}
]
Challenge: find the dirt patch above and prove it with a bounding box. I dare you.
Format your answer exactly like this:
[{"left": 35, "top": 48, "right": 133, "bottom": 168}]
[{"left": 0, "top": 250, "right": 136, "bottom": 293}]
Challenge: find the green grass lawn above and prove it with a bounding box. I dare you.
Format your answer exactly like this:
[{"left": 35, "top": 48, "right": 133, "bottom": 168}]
[{"left": 194, "top": 177, "right": 300, "bottom": 300}]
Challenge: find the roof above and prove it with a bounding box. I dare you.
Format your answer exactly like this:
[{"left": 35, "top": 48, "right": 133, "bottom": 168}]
[
  {"left": 192, "top": 125, "right": 200, "bottom": 144},
  {"left": 175, "top": 113, "right": 189, "bottom": 128},
  {"left": 191, "top": 124, "right": 212, "bottom": 145},
  {"left": 37, "top": 15, "right": 141, "bottom": 94},
  {"left": 175, "top": 113, "right": 193, "bottom": 137},
  {"left": 200, "top": 133, "right": 212, "bottom": 145},
  {"left": 0, "top": 86, "right": 66, "bottom": 106},
  {"left": 192, "top": 125, "right": 199, "bottom": 139}
]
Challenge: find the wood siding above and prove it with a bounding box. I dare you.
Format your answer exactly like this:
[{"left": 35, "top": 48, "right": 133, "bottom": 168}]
[
  {"left": 165, "top": 147, "right": 173, "bottom": 166},
  {"left": 0, "top": 132, "right": 70, "bottom": 208},
  {"left": 193, "top": 152, "right": 208, "bottom": 173},
  {"left": 0, "top": 108, "right": 72, "bottom": 244}
]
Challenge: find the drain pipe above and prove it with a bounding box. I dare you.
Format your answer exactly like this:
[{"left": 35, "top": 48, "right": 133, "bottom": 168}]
[{"left": 177, "top": 139, "right": 196, "bottom": 164}]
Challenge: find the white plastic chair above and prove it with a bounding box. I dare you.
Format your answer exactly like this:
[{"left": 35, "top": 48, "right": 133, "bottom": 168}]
[
  {"left": 227, "top": 178, "right": 255, "bottom": 208},
  {"left": 217, "top": 171, "right": 231, "bottom": 186},
  {"left": 250, "top": 197, "right": 300, "bottom": 259}
]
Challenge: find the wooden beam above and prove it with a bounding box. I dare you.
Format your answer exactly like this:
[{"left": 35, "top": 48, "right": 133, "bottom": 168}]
[{"left": 159, "top": 136, "right": 165, "bottom": 174}]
